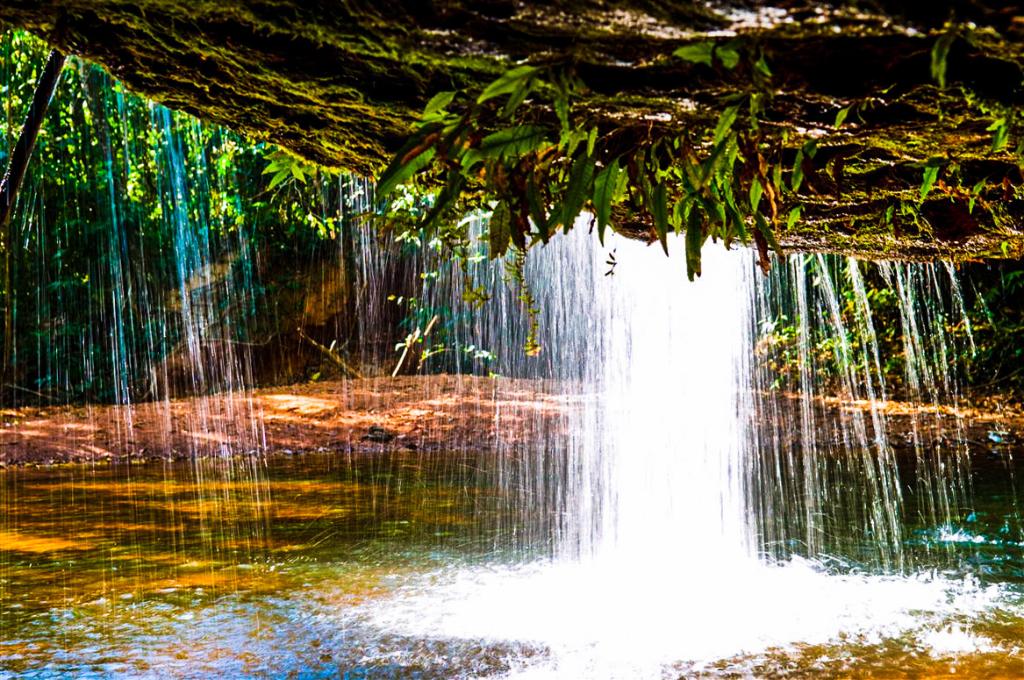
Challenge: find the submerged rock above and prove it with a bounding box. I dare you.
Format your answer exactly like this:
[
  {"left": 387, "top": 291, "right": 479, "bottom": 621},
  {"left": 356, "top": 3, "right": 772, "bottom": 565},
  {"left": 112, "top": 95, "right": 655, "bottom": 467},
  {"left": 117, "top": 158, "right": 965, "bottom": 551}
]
[{"left": 362, "top": 425, "right": 397, "bottom": 443}]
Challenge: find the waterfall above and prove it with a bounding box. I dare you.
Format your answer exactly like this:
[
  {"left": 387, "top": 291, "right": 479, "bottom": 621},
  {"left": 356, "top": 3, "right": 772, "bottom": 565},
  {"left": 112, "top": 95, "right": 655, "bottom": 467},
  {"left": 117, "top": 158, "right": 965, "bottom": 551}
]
[
  {"left": 362, "top": 213, "right": 978, "bottom": 572},
  {"left": 554, "top": 233, "right": 755, "bottom": 564},
  {"left": 751, "top": 256, "right": 973, "bottom": 569},
  {"left": 7, "top": 56, "right": 381, "bottom": 459},
  {"left": 7, "top": 42, "right": 978, "bottom": 560},
  {"left": 437, "top": 224, "right": 975, "bottom": 572},
  {"left": 364, "top": 225, "right": 996, "bottom": 677}
]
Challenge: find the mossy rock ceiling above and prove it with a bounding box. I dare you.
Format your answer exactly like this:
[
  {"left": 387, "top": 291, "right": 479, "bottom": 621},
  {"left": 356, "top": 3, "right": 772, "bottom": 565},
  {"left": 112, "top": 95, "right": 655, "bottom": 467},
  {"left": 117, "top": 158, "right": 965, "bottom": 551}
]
[{"left": 3, "top": 0, "right": 1024, "bottom": 260}]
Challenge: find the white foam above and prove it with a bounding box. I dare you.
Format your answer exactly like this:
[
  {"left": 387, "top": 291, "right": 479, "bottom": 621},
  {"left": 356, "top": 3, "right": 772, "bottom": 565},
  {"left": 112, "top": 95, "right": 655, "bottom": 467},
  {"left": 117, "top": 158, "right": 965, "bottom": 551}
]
[{"left": 365, "top": 558, "right": 1005, "bottom": 679}]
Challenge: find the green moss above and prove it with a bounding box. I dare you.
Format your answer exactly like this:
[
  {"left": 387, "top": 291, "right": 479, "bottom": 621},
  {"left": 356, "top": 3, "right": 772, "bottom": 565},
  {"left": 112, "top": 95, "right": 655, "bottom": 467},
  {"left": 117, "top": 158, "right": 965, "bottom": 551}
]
[{"left": 3, "top": 1, "right": 1024, "bottom": 259}]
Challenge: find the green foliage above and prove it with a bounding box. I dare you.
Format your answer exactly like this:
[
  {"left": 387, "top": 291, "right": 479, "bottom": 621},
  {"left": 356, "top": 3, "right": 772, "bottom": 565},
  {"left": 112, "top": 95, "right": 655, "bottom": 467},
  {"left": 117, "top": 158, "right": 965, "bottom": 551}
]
[
  {"left": 920, "top": 163, "right": 941, "bottom": 200},
  {"left": 488, "top": 201, "right": 511, "bottom": 259},
  {"left": 368, "top": 16, "right": 1024, "bottom": 295},
  {"left": 262, "top": 148, "right": 319, "bottom": 190},
  {"left": 757, "top": 259, "right": 906, "bottom": 393},
  {"left": 673, "top": 41, "right": 741, "bottom": 70},
  {"left": 833, "top": 105, "right": 852, "bottom": 129},
  {"left": 507, "top": 247, "right": 541, "bottom": 356},
  {"left": 0, "top": 30, "right": 359, "bottom": 402},
  {"left": 593, "top": 159, "right": 623, "bottom": 246},
  {"left": 477, "top": 65, "right": 538, "bottom": 104},
  {"left": 386, "top": 231, "right": 500, "bottom": 375},
  {"left": 375, "top": 125, "right": 440, "bottom": 198},
  {"left": 7, "top": 15, "right": 1024, "bottom": 389},
  {"left": 376, "top": 45, "right": 801, "bottom": 281},
  {"left": 757, "top": 255, "right": 1024, "bottom": 402},
  {"left": 987, "top": 118, "right": 1009, "bottom": 153},
  {"left": 931, "top": 32, "right": 956, "bottom": 90},
  {"left": 957, "top": 264, "right": 1024, "bottom": 398}
]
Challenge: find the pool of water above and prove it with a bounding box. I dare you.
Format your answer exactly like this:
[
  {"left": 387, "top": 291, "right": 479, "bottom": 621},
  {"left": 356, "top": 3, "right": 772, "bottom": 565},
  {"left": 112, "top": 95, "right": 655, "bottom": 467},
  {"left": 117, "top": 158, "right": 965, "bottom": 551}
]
[{"left": 2, "top": 448, "right": 1024, "bottom": 678}]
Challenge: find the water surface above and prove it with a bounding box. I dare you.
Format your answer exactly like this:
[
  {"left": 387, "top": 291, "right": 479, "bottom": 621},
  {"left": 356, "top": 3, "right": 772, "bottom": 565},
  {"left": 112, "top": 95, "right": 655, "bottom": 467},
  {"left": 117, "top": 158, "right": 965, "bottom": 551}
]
[{"left": 1, "top": 449, "right": 1023, "bottom": 678}]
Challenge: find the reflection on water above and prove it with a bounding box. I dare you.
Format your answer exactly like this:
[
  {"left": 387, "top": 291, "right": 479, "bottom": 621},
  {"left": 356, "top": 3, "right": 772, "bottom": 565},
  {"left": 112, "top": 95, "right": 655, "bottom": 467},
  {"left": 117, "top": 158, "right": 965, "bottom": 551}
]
[
  {"left": 1, "top": 449, "right": 1023, "bottom": 678},
  {"left": 0, "top": 452, "right": 533, "bottom": 678}
]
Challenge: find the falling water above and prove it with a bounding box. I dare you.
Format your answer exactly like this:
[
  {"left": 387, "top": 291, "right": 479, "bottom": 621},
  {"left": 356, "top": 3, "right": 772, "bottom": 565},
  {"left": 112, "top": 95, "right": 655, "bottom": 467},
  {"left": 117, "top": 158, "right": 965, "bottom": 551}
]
[
  {"left": 355, "top": 225, "right": 1005, "bottom": 677},
  {"left": 5, "top": 50, "right": 391, "bottom": 461},
  {"left": 749, "top": 255, "right": 975, "bottom": 568},
  {"left": 421, "top": 225, "right": 976, "bottom": 571},
  {"left": 577, "top": 236, "right": 754, "bottom": 564}
]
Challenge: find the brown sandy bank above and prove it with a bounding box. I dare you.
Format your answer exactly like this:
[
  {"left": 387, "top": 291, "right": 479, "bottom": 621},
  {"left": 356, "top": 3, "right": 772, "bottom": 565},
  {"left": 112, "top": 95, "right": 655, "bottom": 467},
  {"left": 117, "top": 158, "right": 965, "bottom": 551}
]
[
  {"left": 0, "top": 376, "right": 569, "bottom": 466},
  {"left": 0, "top": 376, "right": 1021, "bottom": 466}
]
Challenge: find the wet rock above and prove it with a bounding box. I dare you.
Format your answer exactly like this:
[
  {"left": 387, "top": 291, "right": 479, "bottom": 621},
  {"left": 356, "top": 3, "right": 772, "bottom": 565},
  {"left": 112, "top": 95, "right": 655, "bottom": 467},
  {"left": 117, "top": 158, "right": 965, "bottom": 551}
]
[
  {"left": 362, "top": 425, "right": 396, "bottom": 443},
  {"left": 987, "top": 429, "right": 1013, "bottom": 444}
]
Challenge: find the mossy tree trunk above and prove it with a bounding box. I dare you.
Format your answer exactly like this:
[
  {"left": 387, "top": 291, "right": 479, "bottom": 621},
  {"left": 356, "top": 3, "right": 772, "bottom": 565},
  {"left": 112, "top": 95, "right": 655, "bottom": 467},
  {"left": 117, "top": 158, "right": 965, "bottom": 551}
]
[{"left": 0, "top": 48, "right": 66, "bottom": 388}]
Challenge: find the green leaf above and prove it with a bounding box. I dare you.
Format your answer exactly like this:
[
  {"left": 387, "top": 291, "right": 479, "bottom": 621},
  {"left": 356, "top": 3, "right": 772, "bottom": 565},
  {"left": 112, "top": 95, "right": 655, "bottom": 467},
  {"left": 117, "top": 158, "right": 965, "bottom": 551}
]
[
  {"left": 791, "top": 150, "right": 805, "bottom": 193},
  {"left": 440, "top": 120, "right": 472, "bottom": 161},
  {"left": 559, "top": 128, "right": 588, "bottom": 157},
  {"left": 755, "top": 212, "right": 783, "bottom": 257},
  {"left": 420, "top": 170, "right": 465, "bottom": 231},
  {"left": 931, "top": 33, "right": 955, "bottom": 89},
  {"left": 695, "top": 192, "right": 725, "bottom": 230},
  {"left": 786, "top": 206, "right": 801, "bottom": 230},
  {"left": 988, "top": 118, "right": 1009, "bottom": 153},
  {"left": 375, "top": 123, "right": 444, "bottom": 199},
  {"left": 502, "top": 79, "right": 532, "bottom": 117},
  {"left": 650, "top": 183, "right": 670, "bottom": 255},
  {"left": 713, "top": 106, "right": 739, "bottom": 146},
  {"left": 674, "top": 42, "right": 715, "bottom": 67},
  {"left": 722, "top": 183, "right": 747, "bottom": 243},
  {"left": 423, "top": 91, "right": 455, "bottom": 118},
  {"left": 834, "top": 105, "right": 852, "bottom": 129},
  {"left": 749, "top": 177, "right": 764, "bottom": 212},
  {"left": 685, "top": 206, "right": 704, "bottom": 280},
  {"left": 562, "top": 154, "right": 596, "bottom": 232},
  {"left": 671, "top": 198, "right": 686, "bottom": 234},
  {"left": 475, "top": 125, "right": 549, "bottom": 161},
  {"left": 554, "top": 96, "right": 570, "bottom": 132},
  {"left": 268, "top": 168, "right": 291, "bottom": 190},
  {"left": 478, "top": 65, "right": 539, "bottom": 104},
  {"left": 969, "top": 178, "right": 986, "bottom": 214},
  {"left": 377, "top": 148, "right": 435, "bottom": 199},
  {"left": 526, "top": 180, "right": 549, "bottom": 241},
  {"left": 920, "top": 164, "right": 940, "bottom": 200},
  {"left": 586, "top": 127, "right": 598, "bottom": 157},
  {"left": 593, "top": 159, "right": 621, "bottom": 246},
  {"left": 715, "top": 46, "right": 741, "bottom": 69},
  {"left": 488, "top": 201, "right": 511, "bottom": 260},
  {"left": 700, "top": 136, "right": 732, "bottom": 187},
  {"left": 614, "top": 162, "right": 629, "bottom": 196}
]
